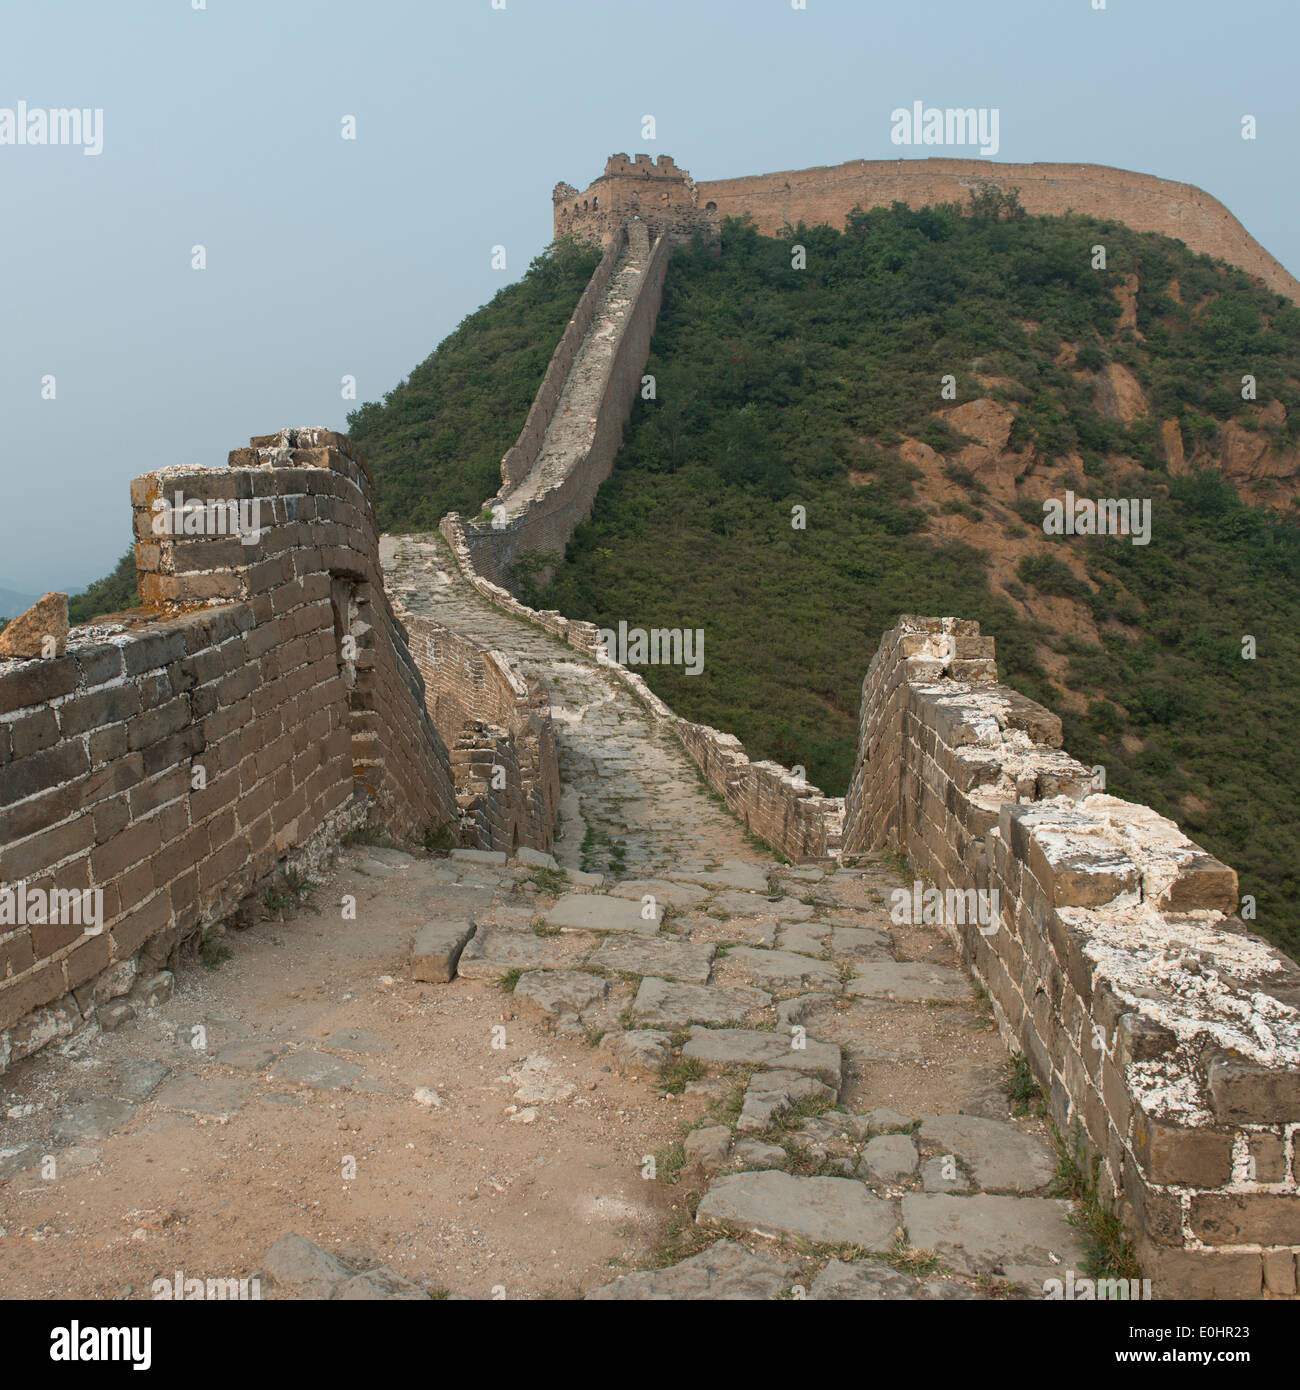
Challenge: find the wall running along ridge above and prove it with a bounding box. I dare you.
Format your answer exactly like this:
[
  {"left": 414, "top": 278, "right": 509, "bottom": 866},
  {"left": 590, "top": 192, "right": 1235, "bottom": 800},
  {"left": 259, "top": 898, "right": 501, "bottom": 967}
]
[
  {"left": 445, "top": 162, "right": 1300, "bottom": 1293},
  {"left": 842, "top": 616, "right": 1300, "bottom": 1299},
  {"left": 445, "top": 223, "right": 672, "bottom": 590},
  {"left": 697, "top": 157, "right": 1300, "bottom": 302},
  {"left": 0, "top": 428, "right": 558, "bottom": 1073},
  {"left": 440, "top": 201, "right": 843, "bottom": 861}
]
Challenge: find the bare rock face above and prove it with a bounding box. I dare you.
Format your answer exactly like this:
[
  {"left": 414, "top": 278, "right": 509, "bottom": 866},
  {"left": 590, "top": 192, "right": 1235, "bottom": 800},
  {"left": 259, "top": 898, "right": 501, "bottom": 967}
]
[
  {"left": 0, "top": 592, "right": 69, "bottom": 659},
  {"left": 942, "top": 397, "right": 1016, "bottom": 454},
  {"left": 1093, "top": 362, "right": 1148, "bottom": 425}
]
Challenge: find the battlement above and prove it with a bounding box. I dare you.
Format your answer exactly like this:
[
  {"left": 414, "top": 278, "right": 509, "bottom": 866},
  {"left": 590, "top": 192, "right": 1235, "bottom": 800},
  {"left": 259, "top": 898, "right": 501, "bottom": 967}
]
[{"left": 553, "top": 152, "right": 719, "bottom": 248}]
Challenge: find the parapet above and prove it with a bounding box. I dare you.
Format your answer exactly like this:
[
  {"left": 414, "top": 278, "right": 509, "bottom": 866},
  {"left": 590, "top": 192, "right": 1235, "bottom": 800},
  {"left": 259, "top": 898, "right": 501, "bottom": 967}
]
[{"left": 844, "top": 615, "right": 1300, "bottom": 1298}]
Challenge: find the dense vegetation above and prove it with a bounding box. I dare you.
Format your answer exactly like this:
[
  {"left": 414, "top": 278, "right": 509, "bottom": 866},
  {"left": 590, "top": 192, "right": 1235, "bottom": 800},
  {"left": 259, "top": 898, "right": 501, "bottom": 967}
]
[
  {"left": 523, "top": 203, "right": 1299, "bottom": 954},
  {"left": 67, "top": 550, "right": 141, "bottom": 625},
  {"left": 348, "top": 238, "right": 601, "bottom": 530}
]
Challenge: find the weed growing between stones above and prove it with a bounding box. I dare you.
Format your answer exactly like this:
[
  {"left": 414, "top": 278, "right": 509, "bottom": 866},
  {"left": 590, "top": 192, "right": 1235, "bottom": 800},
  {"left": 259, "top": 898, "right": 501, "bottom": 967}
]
[
  {"left": 1004, "top": 1055, "right": 1046, "bottom": 1117},
  {"left": 657, "top": 1056, "right": 707, "bottom": 1095},
  {"left": 527, "top": 865, "right": 569, "bottom": 896},
  {"left": 263, "top": 869, "right": 316, "bottom": 917},
  {"left": 1049, "top": 1122, "right": 1142, "bottom": 1281},
  {"left": 422, "top": 820, "right": 455, "bottom": 853}
]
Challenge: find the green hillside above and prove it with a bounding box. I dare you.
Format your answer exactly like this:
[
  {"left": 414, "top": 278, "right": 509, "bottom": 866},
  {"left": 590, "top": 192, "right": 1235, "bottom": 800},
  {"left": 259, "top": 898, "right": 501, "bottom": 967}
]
[
  {"left": 534, "top": 204, "right": 1300, "bottom": 954},
  {"left": 360, "top": 199, "right": 1300, "bottom": 954}
]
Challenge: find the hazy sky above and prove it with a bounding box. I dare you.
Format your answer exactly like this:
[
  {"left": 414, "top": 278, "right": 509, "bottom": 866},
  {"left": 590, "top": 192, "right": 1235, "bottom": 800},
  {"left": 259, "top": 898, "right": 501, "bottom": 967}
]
[{"left": 3, "top": 0, "right": 1297, "bottom": 595}]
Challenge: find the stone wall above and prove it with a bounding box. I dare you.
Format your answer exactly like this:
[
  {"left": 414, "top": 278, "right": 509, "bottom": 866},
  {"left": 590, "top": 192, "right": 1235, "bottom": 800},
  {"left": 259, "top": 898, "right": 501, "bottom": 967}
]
[
  {"left": 439, "top": 518, "right": 843, "bottom": 863},
  {"left": 403, "top": 613, "right": 558, "bottom": 854},
  {"left": 554, "top": 153, "right": 719, "bottom": 248},
  {"left": 843, "top": 615, "right": 1300, "bottom": 1298},
  {"left": 697, "top": 157, "right": 1300, "bottom": 301},
  {"left": 0, "top": 428, "right": 456, "bottom": 1070},
  {"left": 499, "top": 231, "right": 626, "bottom": 492},
  {"left": 448, "top": 226, "right": 672, "bottom": 590}
]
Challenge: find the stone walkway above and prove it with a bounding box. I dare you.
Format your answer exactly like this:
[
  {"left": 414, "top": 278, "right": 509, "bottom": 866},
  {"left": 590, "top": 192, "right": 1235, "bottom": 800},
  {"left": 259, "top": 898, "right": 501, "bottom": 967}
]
[
  {"left": 496, "top": 233, "right": 651, "bottom": 523},
  {"left": 381, "top": 534, "right": 1087, "bottom": 1298},
  {"left": 0, "top": 537, "right": 1084, "bottom": 1300}
]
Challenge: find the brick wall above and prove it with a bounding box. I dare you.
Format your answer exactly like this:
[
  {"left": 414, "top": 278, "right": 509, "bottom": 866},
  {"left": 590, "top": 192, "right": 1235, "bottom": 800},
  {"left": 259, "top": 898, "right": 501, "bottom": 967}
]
[
  {"left": 499, "top": 231, "right": 626, "bottom": 492},
  {"left": 403, "top": 614, "right": 558, "bottom": 853},
  {"left": 697, "top": 157, "right": 1300, "bottom": 302},
  {"left": 448, "top": 227, "right": 672, "bottom": 591},
  {"left": 0, "top": 428, "right": 456, "bottom": 1071},
  {"left": 843, "top": 615, "right": 1300, "bottom": 1299}
]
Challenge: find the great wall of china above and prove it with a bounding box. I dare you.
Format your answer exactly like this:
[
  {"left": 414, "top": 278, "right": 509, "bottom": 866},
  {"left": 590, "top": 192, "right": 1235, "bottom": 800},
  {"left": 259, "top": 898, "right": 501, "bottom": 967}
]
[{"left": 1, "top": 154, "right": 1297, "bottom": 1300}]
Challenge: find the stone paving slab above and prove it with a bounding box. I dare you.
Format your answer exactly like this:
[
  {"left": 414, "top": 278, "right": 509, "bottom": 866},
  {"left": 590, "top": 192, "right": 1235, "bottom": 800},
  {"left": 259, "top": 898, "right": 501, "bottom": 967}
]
[
  {"left": 901, "top": 1194, "right": 1084, "bottom": 1276},
  {"left": 858, "top": 1133, "right": 920, "bottom": 1183},
  {"left": 513, "top": 969, "right": 609, "bottom": 1025},
  {"left": 410, "top": 920, "right": 476, "bottom": 982},
  {"left": 50, "top": 1099, "right": 137, "bottom": 1143},
  {"left": 828, "top": 926, "right": 894, "bottom": 959},
  {"left": 916, "top": 1115, "right": 1056, "bottom": 1194},
  {"left": 845, "top": 961, "right": 972, "bottom": 1003},
  {"left": 720, "top": 946, "right": 842, "bottom": 994},
  {"left": 154, "top": 1075, "right": 251, "bottom": 1118},
  {"left": 713, "top": 891, "right": 814, "bottom": 921},
  {"left": 681, "top": 1027, "right": 842, "bottom": 1085},
  {"left": 267, "top": 1052, "right": 363, "bottom": 1092},
  {"left": 686, "top": 917, "right": 778, "bottom": 948},
  {"left": 106, "top": 1059, "right": 171, "bottom": 1102},
  {"left": 586, "top": 1239, "right": 797, "bottom": 1300},
  {"left": 215, "top": 1038, "right": 292, "bottom": 1071},
  {"left": 697, "top": 1171, "right": 898, "bottom": 1249},
  {"left": 676, "top": 862, "right": 771, "bottom": 892},
  {"left": 606, "top": 879, "right": 711, "bottom": 908},
  {"left": 809, "top": 1258, "right": 978, "bottom": 1300},
  {"left": 545, "top": 894, "right": 663, "bottom": 933},
  {"left": 632, "top": 977, "right": 770, "bottom": 1028},
  {"left": 455, "top": 927, "right": 577, "bottom": 979},
  {"left": 736, "top": 1069, "right": 837, "bottom": 1133},
  {"left": 588, "top": 935, "right": 716, "bottom": 984},
  {"left": 776, "top": 924, "right": 830, "bottom": 955}
]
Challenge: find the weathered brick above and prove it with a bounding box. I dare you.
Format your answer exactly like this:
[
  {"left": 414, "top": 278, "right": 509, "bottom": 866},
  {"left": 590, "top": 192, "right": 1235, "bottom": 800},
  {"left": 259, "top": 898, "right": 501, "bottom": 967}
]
[
  {"left": 0, "top": 656, "right": 79, "bottom": 716},
  {"left": 0, "top": 741, "right": 90, "bottom": 805},
  {"left": 59, "top": 683, "right": 143, "bottom": 738},
  {"left": 1189, "top": 1194, "right": 1300, "bottom": 1246},
  {"left": 1207, "top": 1054, "right": 1300, "bottom": 1125},
  {"left": 0, "top": 960, "right": 65, "bottom": 1029},
  {"left": 0, "top": 816, "right": 95, "bottom": 882},
  {"left": 91, "top": 819, "right": 163, "bottom": 882},
  {"left": 10, "top": 708, "right": 60, "bottom": 758}
]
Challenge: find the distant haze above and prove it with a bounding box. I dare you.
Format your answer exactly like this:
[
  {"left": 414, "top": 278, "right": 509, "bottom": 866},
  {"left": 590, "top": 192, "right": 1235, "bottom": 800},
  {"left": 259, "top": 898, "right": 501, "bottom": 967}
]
[{"left": 2, "top": 0, "right": 1297, "bottom": 592}]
